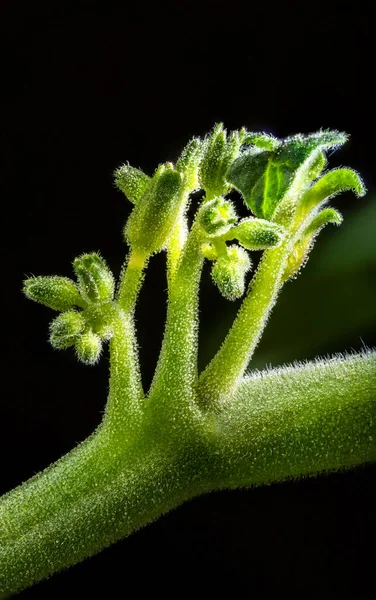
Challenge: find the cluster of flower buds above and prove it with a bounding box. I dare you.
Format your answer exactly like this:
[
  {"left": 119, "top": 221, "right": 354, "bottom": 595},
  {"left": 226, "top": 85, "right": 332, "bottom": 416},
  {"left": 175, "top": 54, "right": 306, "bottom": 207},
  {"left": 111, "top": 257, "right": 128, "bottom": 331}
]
[
  {"left": 197, "top": 197, "right": 285, "bottom": 300},
  {"left": 197, "top": 196, "right": 237, "bottom": 237},
  {"left": 24, "top": 253, "right": 116, "bottom": 365},
  {"left": 114, "top": 125, "right": 365, "bottom": 301}
]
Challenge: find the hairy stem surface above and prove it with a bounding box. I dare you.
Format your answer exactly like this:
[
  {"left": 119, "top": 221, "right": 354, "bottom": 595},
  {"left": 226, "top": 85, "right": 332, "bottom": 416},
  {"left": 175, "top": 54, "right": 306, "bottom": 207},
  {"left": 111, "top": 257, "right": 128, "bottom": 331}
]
[
  {"left": 147, "top": 226, "right": 204, "bottom": 432},
  {"left": 198, "top": 237, "right": 292, "bottom": 406},
  {"left": 1, "top": 352, "right": 374, "bottom": 594}
]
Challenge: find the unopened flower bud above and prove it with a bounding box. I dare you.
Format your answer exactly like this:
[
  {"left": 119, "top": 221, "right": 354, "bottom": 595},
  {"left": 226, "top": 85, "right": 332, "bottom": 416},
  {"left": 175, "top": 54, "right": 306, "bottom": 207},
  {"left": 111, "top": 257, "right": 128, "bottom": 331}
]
[
  {"left": 198, "top": 197, "right": 237, "bottom": 237},
  {"left": 49, "top": 311, "right": 85, "bottom": 349},
  {"left": 211, "top": 245, "right": 251, "bottom": 301},
  {"left": 75, "top": 330, "right": 102, "bottom": 365},
  {"left": 23, "top": 276, "right": 84, "bottom": 311},
  {"left": 199, "top": 125, "right": 242, "bottom": 197},
  {"left": 73, "top": 253, "right": 114, "bottom": 304},
  {"left": 175, "top": 137, "right": 203, "bottom": 190},
  {"left": 114, "top": 165, "right": 151, "bottom": 205},
  {"left": 125, "top": 163, "right": 185, "bottom": 255},
  {"left": 230, "top": 218, "right": 285, "bottom": 250}
]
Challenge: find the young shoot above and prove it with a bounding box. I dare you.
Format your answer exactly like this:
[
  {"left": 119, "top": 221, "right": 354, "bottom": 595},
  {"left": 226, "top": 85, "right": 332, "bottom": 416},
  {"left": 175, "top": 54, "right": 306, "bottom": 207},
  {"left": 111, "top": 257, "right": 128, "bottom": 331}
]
[{"left": 0, "top": 125, "right": 374, "bottom": 595}]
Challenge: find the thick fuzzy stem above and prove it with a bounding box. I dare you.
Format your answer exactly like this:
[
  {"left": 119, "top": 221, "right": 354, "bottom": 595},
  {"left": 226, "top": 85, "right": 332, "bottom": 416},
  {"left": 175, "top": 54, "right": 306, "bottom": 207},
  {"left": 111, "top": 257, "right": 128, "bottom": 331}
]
[
  {"left": 1, "top": 353, "right": 374, "bottom": 594},
  {"left": 209, "top": 351, "right": 376, "bottom": 487},
  {"left": 0, "top": 446, "right": 206, "bottom": 595}
]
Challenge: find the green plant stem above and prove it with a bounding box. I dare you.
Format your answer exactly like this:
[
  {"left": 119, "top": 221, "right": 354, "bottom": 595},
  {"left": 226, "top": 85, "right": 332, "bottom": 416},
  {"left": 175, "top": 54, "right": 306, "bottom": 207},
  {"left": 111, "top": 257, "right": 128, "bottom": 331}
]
[
  {"left": 0, "top": 293, "right": 147, "bottom": 542},
  {"left": 0, "top": 444, "right": 205, "bottom": 595},
  {"left": 117, "top": 249, "right": 148, "bottom": 314},
  {"left": 147, "top": 226, "right": 204, "bottom": 430},
  {"left": 1, "top": 352, "right": 374, "bottom": 594},
  {"left": 197, "top": 236, "right": 293, "bottom": 407},
  {"left": 166, "top": 214, "right": 188, "bottom": 285},
  {"left": 102, "top": 307, "right": 144, "bottom": 436},
  {"left": 103, "top": 249, "right": 149, "bottom": 429},
  {"left": 207, "top": 351, "right": 376, "bottom": 487}
]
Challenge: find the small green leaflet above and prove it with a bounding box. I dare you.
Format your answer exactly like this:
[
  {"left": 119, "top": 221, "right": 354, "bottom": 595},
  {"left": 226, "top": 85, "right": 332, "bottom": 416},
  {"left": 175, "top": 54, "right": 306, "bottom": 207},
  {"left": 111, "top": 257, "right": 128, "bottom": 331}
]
[{"left": 227, "top": 130, "right": 348, "bottom": 220}]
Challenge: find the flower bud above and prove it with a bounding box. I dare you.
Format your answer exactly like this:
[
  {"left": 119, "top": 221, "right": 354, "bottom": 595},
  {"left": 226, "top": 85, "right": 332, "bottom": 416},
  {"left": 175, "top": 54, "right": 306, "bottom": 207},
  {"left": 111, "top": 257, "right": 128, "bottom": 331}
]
[
  {"left": 125, "top": 163, "right": 185, "bottom": 255},
  {"left": 198, "top": 197, "right": 237, "bottom": 237},
  {"left": 73, "top": 253, "right": 115, "bottom": 304},
  {"left": 23, "top": 276, "right": 84, "bottom": 311},
  {"left": 49, "top": 311, "right": 85, "bottom": 349},
  {"left": 229, "top": 218, "right": 285, "bottom": 250},
  {"left": 114, "top": 165, "right": 151, "bottom": 205},
  {"left": 75, "top": 330, "right": 102, "bottom": 365},
  {"left": 199, "top": 125, "right": 242, "bottom": 197},
  {"left": 175, "top": 137, "right": 203, "bottom": 190},
  {"left": 211, "top": 245, "right": 251, "bottom": 301}
]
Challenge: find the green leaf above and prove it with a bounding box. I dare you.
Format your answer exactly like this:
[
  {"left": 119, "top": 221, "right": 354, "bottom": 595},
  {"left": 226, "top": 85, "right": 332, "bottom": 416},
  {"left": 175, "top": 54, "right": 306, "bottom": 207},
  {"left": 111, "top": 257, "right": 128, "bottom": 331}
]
[
  {"left": 23, "top": 276, "right": 85, "bottom": 311},
  {"left": 240, "top": 131, "right": 281, "bottom": 151},
  {"left": 226, "top": 148, "right": 270, "bottom": 215},
  {"left": 228, "top": 217, "right": 285, "bottom": 250},
  {"left": 114, "top": 165, "right": 151, "bottom": 205},
  {"left": 306, "top": 151, "right": 326, "bottom": 181},
  {"left": 277, "top": 130, "right": 347, "bottom": 172},
  {"left": 227, "top": 129, "right": 348, "bottom": 221},
  {"left": 299, "top": 168, "right": 366, "bottom": 215},
  {"left": 73, "top": 253, "right": 115, "bottom": 304},
  {"left": 211, "top": 245, "right": 251, "bottom": 301},
  {"left": 49, "top": 311, "right": 86, "bottom": 349}
]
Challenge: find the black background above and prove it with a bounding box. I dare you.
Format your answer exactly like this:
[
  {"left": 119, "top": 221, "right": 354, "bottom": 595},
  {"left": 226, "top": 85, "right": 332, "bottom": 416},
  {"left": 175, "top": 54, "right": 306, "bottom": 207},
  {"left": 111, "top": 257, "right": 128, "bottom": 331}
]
[{"left": 1, "top": 1, "right": 375, "bottom": 598}]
